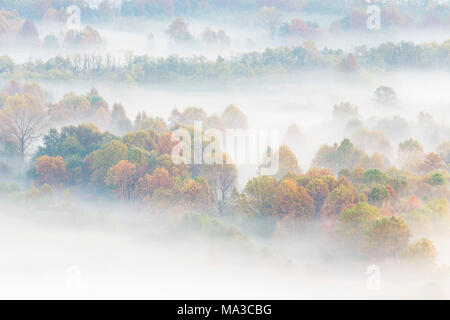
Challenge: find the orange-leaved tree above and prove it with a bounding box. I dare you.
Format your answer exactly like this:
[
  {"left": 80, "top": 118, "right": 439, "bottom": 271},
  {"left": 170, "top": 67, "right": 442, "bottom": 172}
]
[
  {"left": 35, "top": 156, "right": 66, "bottom": 187},
  {"left": 105, "top": 160, "right": 137, "bottom": 201}
]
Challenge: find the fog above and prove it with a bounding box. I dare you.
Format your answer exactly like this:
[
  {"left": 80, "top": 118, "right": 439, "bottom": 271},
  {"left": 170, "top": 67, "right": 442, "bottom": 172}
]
[
  {"left": 1, "top": 202, "right": 449, "bottom": 299},
  {"left": 1, "top": 1, "right": 450, "bottom": 300}
]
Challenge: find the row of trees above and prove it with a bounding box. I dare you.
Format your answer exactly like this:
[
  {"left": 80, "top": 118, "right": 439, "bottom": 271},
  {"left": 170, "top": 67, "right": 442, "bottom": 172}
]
[
  {"left": 25, "top": 121, "right": 448, "bottom": 264},
  {"left": 0, "top": 8, "right": 103, "bottom": 49},
  {"left": 1, "top": 39, "right": 448, "bottom": 83}
]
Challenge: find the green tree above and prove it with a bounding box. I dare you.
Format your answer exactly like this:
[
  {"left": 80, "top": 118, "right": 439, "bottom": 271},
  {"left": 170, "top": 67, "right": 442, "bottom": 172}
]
[{"left": 364, "top": 216, "right": 411, "bottom": 260}]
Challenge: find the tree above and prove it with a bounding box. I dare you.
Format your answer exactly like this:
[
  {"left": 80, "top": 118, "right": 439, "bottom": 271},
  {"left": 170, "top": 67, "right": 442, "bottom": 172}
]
[
  {"left": 122, "top": 131, "right": 156, "bottom": 151},
  {"left": 156, "top": 132, "right": 178, "bottom": 155},
  {"left": 427, "top": 172, "right": 446, "bottom": 186},
  {"left": 240, "top": 175, "right": 277, "bottom": 216},
  {"left": 201, "top": 27, "right": 217, "bottom": 46},
  {"left": 139, "top": 117, "right": 167, "bottom": 134},
  {"left": 337, "top": 203, "right": 381, "bottom": 251},
  {"left": 35, "top": 156, "right": 66, "bottom": 187},
  {"left": 110, "top": 103, "right": 132, "bottom": 135},
  {"left": 288, "top": 19, "right": 311, "bottom": 38},
  {"left": 306, "top": 178, "right": 329, "bottom": 214},
  {"left": 272, "top": 179, "right": 314, "bottom": 220},
  {"left": 106, "top": 160, "right": 137, "bottom": 201},
  {"left": 179, "top": 178, "right": 215, "bottom": 210},
  {"left": 87, "top": 140, "right": 128, "bottom": 187},
  {"left": 166, "top": 17, "right": 192, "bottom": 43},
  {"left": 374, "top": 86, "right": 397, "bottom": 105},
  {"left": 362, "top": 169, "right": 388, "bottom": 185},
  {"left": 178, "top": 106, "right": 207, "bottom": 127},
  {"left": 332, "top": 102, "right": 359, "bottom": 123},
  {"left": 202, "top": 156, "right": 238, "bottom": 214},
  {"left": 320, "top": 184, "right": 359, "bottom": 221},
  {"left": 257, "top": 6, "right": 283, "bottom": 38},
  {"left": 135, "top": 167, "right": 173, "bottom": 200},
  {"left": 368, "top": 184, "right": 390, "bottom": 207},
  {"left": 420, "top": 153, "right": 445, "bottom": 174},
  {"left": 127, "top": 145, "right": 156, "bottom": 178},
  {"left": 222, "top": 105, "right": 248, "bottom": 129},
  {"left": 364, "top": 216, "right": 411, "bottom": 260},
  {"left": 403, "top": 238, "right": 437, "bottom": 270},
  {"left": 340, "top": 54, "right": 360, "bottom": 72},
  {"left": 398, "top": 138, "right": 425, "bottom": 170},
  {"left": 0, "top": 94, "right": 50, "bottom": 162},
  {"left": 275, "top": 145, "right": 302, "bottom": 180},
  {"left": 312, "top": 139, "right": 364, "bottom": 175}
]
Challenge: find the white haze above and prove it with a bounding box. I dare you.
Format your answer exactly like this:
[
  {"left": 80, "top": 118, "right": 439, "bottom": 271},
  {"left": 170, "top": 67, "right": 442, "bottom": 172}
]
[{"left": 1, "top": 202, "right": 449, "bottom": 300}]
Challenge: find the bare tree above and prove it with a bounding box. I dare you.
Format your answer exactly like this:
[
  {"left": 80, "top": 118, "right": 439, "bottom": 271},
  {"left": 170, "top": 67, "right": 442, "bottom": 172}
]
[
  {"left": 0, "top": 95, "right": 51, "bottom": 163},
  {"left": 257, "top": 6, "right": 283, "bottom": 38},
  {"left": 203, "top": 154, "right": 238, "bottom": 214}
]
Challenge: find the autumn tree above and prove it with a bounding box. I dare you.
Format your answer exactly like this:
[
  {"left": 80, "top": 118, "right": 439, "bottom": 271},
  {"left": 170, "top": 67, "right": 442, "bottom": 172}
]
[
  {"left": 313, "top": 139, "right": 364, "bottom": 175},
  {"left": 0, "top": 94, "right": 50, "bottom": 162},
  {"left": 420, "top": 153, "right": 445, "bottom": 174},
  {"left": 337, "top": 203, "right": 381, "bottom": 252},
  {"left": 274, "top": 145, "right": 302, "bottom": 180},
  {"left": 87, "top": 140, "right": 128, "bottom": 187},
  {"left": 106, "top": 160, "right": 137, "bottom": 201},
  {"left": 364, "top": 216, "right": 411, "bottom": 260},
  {"left": 306, "top": 177, "right": 330, "bottom": 214},
  {"left": 288, "top": 19, "right": 311, "bottom": 38},
  {"left": 240, "top": 175, "right": 277, "bottom": 216},
  {"left": 398, "top": 138, "right": 425, "bottom": 170},
  {"left": 156, "top": 132, "right": 178, "bottom": 155},
  {"left": 320, "top": 184, "right": 359, "bottom": 221},
  {"left": 272, "top": 178, "right": 314, "bottom": 220},
  {"left": 179, "top": 178, "right": 215, "bottom": 210},
  {"left": 403, "top": 238, "right": 437, "bottom": 270},
  {"left": 135, "top": 167, "right": 173, "bottom": 200},
  {"left": 35, "top": 156, "right": 66, "bottom": 187},
  {"left": 156, "top": 154, "right": 189, "bottom": 179}
]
